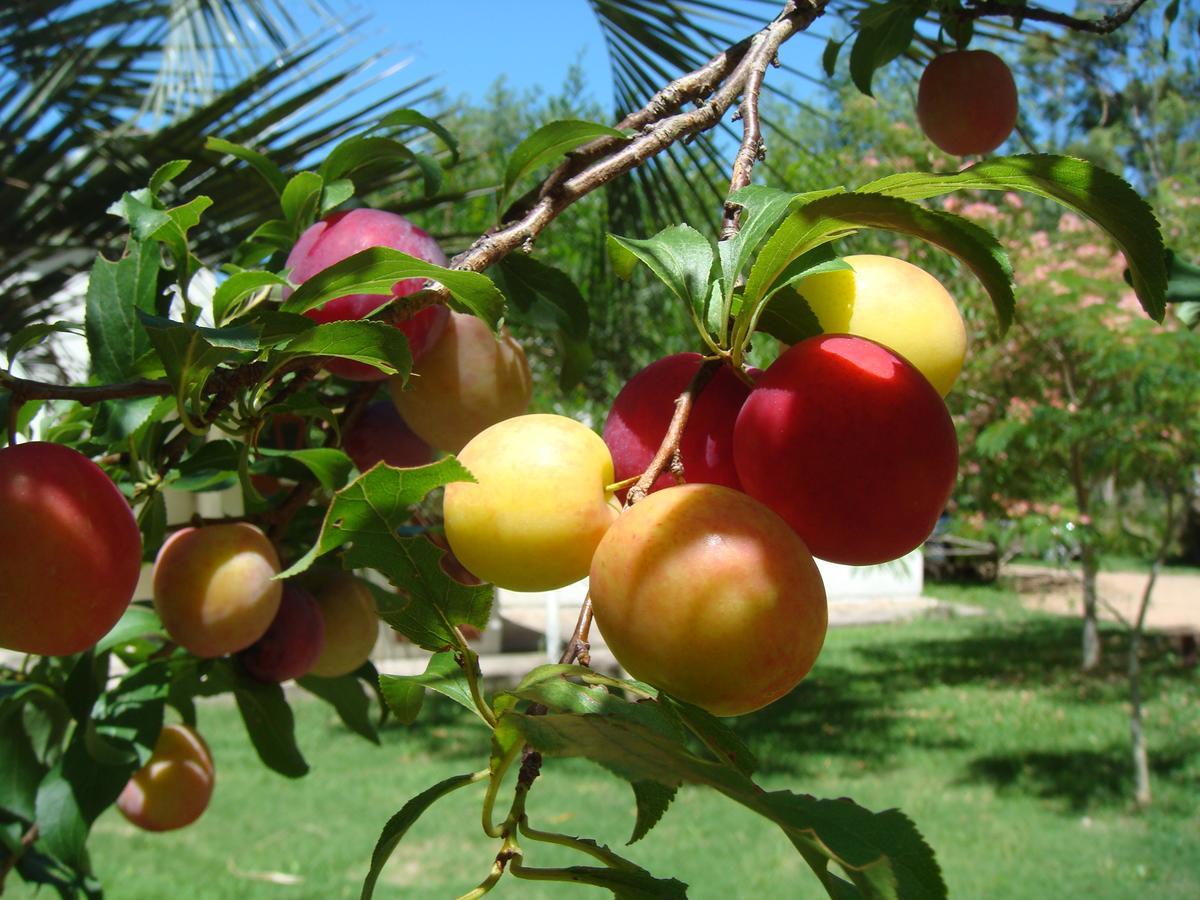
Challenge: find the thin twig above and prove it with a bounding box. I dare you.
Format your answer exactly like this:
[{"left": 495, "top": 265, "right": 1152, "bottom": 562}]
[
  {"left": 961, "top": 0, "right": 1152, "bottom": 34},
  {"left": 0, "top": 823, "right": 39, "bottom": 891}
]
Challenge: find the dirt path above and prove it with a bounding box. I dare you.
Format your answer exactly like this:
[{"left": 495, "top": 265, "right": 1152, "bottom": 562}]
[{"left": 1005, "top": 563, "right": 1199, "bottom": 632}]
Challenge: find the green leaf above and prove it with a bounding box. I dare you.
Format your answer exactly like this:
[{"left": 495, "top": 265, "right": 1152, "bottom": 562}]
[
  {"left": 378, "top": 675, "right": 424, "bottom": 725},
  {"left": 257, "top": 447, "right": 355, "bottom": 492},
  {"left": 610, "top": 225, "right": 717, "bottom": 335},
  {"left": 281, "top": 247, "right": 505, "bottom": 327},
  {"left": 361, "top": 772, "right": 485, "bottom": 900},
  {"left": 502, "top": 119, "right": 628, "bottom": 208},
  {"left": 510, "top": 713, "right": 946, "bottom": 899},
  {"left": 296, "top": 673, "right": 379, "bottom": 744},
  {"left": 33, "top": 765, "right": 89, "bottom": 870},
  {"left": 278, "top": 458, "right": 471, "bottom": 576},
  {"left": 149, "top": 160, "right": 191, "bottom": 195},
  {"left": 205, "top": 136, "right": 287, "bottom": 196},
  {"left": 658, "top": 694, "right": 758, "bottom": 777},
  {"left": 860, "top": 155, "right": 1169, "bottom": 321},
  {"left": 136, "top": 319, "right": 229, "bottom": 424},
  {"left": 721, "top": 185, "right": 810, "bottom": 313},
  {"left": 372, "top": 109, "right": 460, "bottom": 162},
  {"left": 848, "top": 7, "right": 920, "bottom": 97},
  {"left": 280, "top": 171, "right": 324, "bottom": 229},
  {"left": 6, "top": 322, "right": 82, "bottom": 365},
  {"left": 378, "top": 651, "right": 481, "bottom": 722},
  {"left": 268, "top": 320, "right": 414, "bottom": 380},
  {"left": 205, "top": 661, "right": 308, "bottom": 778},
  {"left": 85, "top": 241, "right": 159, "bottom": 383},
  {"left": 319, "top": 137, "right": 440, "bottom": 196},
  {"left": 823, "top": 38, "right": 844, "bottom": 77},
  {"left": 607, "top": 234, "right": 640, "bottom": 281},
  {"left": 629, "top": 780, "right": 678, "bottom": 845},
  {"left": 743, "top": 193, "right": 1015, "bottom": 332},
  {"left": 93, "top": 605, "right": 164, "bottom": 656},
  {"left": 211, "top": 271, "right": 290, "bottom": 325},
  {"left": 497, "top": 254, "right": 589, "bottom": 340},
  {"left": 320, "top": 178, "right": 356, "bottom": 215},
  {"left": 516, "top": 863, "right": 687, "bottom": 898}
]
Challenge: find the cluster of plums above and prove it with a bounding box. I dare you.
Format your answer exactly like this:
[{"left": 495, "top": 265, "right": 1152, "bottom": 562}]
[{"left": 442, "top": 254, "right": 966, "bottom": 717}]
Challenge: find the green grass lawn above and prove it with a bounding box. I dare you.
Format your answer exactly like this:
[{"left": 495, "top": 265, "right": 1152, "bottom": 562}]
[{"left": 14, "top": 592, "right": 1199, "bottom": 899}]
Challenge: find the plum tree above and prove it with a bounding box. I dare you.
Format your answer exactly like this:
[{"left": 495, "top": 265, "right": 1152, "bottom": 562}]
[
  {"left": 589, "top": 483, "right": 827, "bottom": 717},
  {"left": 0, "top": 442, "right": 141, "bottom": 656},
  {"left": 733, "top": 334, "right": 959, "bottom": 566},
  {"left": 916, "top": 49, "right": 1018, "bottom": 156},
  {"left": 153, "top": 523, "right": 283, "bottom": 658},
  {"left": 342, "top": 400, "right": 433, "bottom": 471},
  {"left": 603, "top": 353, "right": 750, "bottom": 499},
  {"left": 388, "top": 311, "right": 532, "bottom": 453},
  {"left": 116, "top": 723, "right": 215, "bottom": 832},
  {"left": 237, "top": 582, "right": 327, "bottom": 683},
  {"left": 285, "top": 208, "right": 450, "bottom": 380},
  {"left": 791, "top": 255, "right": 967, "bottom": 396},
  {"left": 306, "top": 573, "right": 379, "bottom": 678},
  {"left": 444, "top": 414, "right": 618, "bottom": 591}
]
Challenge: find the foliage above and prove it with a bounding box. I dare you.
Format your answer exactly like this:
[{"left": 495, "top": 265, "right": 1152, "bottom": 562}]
[{"left": 0, "top": 0, "right": 1189, "bottom": 897}]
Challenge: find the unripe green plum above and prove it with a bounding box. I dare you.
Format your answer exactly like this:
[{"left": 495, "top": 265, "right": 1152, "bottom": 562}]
[
  {"left": 0, "top": 441, "right": 141, "bottom": 656},
  {"left": 117, "top": 723, "right": 214, "bottom": 832},
  {"left": 590, "top": 484, "right": 827, "bottom": 717},
  {"left": 734, "top": 335, "right": 958, "bottom": 566},
  {"left": 388, "top": 311, "right": 532, "bottom": 453},
  {"left": 306, "top": 573, "right": 378, "bottom": 678},
  {"left": 792, "top": 255, "right": 966, "bottom": 395},
  {"left": 153, "top": 523, "right": 283, "bottom": 658},
  {"left": 444, "top": 414, "right": 618, "bottom": 591},
  {"left": 917, "top": 50, "right": 1018, "bottom": 156}
]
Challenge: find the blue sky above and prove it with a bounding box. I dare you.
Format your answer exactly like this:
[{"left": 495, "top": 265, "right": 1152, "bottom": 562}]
[
  {"left": 294, "top": 1, "right": 829, "bottom": 115},
  {"left": 306, "top": 1, "right": 617, "bottom": 110}
]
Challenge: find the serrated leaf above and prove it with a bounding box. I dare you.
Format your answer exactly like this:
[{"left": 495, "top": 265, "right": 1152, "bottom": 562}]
[
  {"left": 281, "top": 171, "right": 324, "bottom": 228},
  {"left": 860, "top": 154, "right": 1168, "bottom": 320},
  {"left": 361, "top": 772, "right": 485, "bottom": 900},
  {"left": 367, "top": 540, "right": 493, "bottom": 652},
  {"left": 502, "top": 119, "right": 628, "bottom": 209},
  {"left": 510, "top": 713, "right": 946, "bottom": 899},
  {"left": 378, "top": 651, "right": 481, "bottom": 723},
  {"left": 848, "top": 9, "right": 919, "bottom": 97},
  {"left": 297, "top": 672, "right": 379, "bottom": 744},
  {"left": 610, "top": 225, "right": 717, "bottom": 337},
  {"left": 658, "top": 694, "right": 758, "bottom": 777},
  {"left": 281, "top": 247, "right": 505, "bottom": 327},
  {"left": 85, "top": 242, "right": 159, "bottom": 383},
  {"left": 378, "top": 676, "right": 424, "bottom": 725},
  {"left": 629, "top": 780, "right": 677, "bottom": 845},
  {"left": 321, "top": 137, "right": 416, "bottom": 182},
  {"left": 279, "top": 458, "right": 471, "bottom": 577},
  {"left": 205, "top": 136, "right": 287, "bottom": 196},
  {"left": 743, "top": 192, "right": 1014, "bottom": 333},
  {"left": 269, "top": 319, "right": 413, "bottom": 380},
  {"left": 518, "top": 863, "right": 688, "bottom": 899},
  {"left": 137, "top": 313, "right": 239, "bottom": 419},
  {"left": 211, "top": 271, "right": 290, "bottom": 325}
]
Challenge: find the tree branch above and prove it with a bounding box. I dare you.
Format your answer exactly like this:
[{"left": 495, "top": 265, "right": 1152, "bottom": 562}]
[
  {"left": 962, "top": 0, "right": 1152, "bottom": 34},
  {"left": 448, "top": 0, "right": 827, "bottom": 280}
]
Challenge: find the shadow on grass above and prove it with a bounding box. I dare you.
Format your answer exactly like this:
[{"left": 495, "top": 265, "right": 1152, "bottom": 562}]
[
  {"left": 963, "top": 746, "right": 1195, "bottom": 811},
  {"left": 727, "top": 614, "right": 1194, "bottom": 781}
]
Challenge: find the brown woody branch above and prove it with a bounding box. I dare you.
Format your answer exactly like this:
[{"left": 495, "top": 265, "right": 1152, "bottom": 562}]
[
  {"left": 962, "top": 0, "right": 1152, "bottom": 34},
  {"left": 447, "top": 0, "right": 827, "bottom": 281}
]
